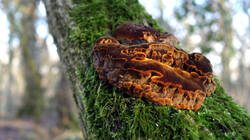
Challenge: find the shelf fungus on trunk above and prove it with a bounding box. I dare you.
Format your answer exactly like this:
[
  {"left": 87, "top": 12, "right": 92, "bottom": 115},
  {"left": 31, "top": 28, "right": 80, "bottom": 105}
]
[{"left": 92, "top": 23, "right": 216, "bottom": 111}]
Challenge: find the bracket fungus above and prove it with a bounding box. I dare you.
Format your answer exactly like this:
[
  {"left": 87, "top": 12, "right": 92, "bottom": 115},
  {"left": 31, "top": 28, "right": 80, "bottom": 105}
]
[{"left": 92, "top": 23, "right": 216, "bottom": 110}]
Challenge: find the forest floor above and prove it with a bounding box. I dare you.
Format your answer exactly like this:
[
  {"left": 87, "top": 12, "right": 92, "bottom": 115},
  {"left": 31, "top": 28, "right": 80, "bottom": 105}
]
[{"left": 0, "top": 119, "right": 83, "bottom": 140}]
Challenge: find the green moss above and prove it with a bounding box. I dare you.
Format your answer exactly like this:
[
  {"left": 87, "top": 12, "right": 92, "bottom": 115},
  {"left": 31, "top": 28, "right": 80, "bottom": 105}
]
[{"left": 68, "top": 0, "right": 250, "bottom": 139}]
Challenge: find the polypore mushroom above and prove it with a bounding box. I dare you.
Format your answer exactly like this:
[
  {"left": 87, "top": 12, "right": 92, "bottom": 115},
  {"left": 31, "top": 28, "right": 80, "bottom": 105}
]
[{"left": 92, "top": 23, "right": 216, "bottom": 110}]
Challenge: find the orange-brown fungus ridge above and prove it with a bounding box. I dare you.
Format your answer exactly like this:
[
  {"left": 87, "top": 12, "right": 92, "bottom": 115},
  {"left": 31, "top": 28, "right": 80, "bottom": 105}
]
[{"left": 92, "top": 23, "right": 216, "bottom": 110}]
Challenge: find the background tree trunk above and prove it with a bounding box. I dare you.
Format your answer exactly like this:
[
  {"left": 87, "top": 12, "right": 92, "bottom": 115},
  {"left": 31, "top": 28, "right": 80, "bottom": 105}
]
[
  {"left": 43, "top": 0, "right": 250, "bottom": 139},
  {"left": 1, "top": 0, "right": 44, "bottom": 121},
  {"left": 213, "top": 0, "right": 234, "bottom": 93},
  {"left": 17, "top": 0, "right": 44, "bottom": 122}
]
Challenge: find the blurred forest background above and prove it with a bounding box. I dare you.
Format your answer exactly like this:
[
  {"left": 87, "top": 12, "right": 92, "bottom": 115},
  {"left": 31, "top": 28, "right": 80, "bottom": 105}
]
[{"left": 0, "top": 0, "right": 249, "bottom": 139}]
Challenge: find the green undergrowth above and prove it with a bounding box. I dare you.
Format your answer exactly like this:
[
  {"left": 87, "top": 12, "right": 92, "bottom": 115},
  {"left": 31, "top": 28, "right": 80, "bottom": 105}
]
[{"left": 69, "top": 0, "right": 250, "bottom": 139}]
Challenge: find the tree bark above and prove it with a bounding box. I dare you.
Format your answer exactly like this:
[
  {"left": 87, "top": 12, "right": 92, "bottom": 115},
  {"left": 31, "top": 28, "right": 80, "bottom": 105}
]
[
  {"left": 42, "top": 0, "right": 89, "bottom": 137},
  {"left": 43, "top": 0, "right": 250, "bottom": 139},
  {"left": 55, "top": 66, "right": 77, "bottom": 128}
]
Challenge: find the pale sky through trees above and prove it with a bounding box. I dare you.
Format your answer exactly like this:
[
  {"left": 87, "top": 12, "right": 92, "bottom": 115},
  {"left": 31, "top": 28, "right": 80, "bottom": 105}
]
[
  {"left": 0, "top": 0, "right": 249, "bottom": 81},
  {"left": 0, "top": 1, "right": 58, "bottom": 64}
]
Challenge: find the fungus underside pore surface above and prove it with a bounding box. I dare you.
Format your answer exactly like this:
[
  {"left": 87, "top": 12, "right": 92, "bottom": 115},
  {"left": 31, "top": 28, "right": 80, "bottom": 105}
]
[{"left": 69, "top": 0, "right": 250, "bottom": 139}]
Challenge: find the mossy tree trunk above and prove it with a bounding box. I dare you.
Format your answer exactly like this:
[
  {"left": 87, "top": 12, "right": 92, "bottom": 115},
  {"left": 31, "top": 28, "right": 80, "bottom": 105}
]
[{"left": 43, "top": 0, "right": 250, "bottom": 139}]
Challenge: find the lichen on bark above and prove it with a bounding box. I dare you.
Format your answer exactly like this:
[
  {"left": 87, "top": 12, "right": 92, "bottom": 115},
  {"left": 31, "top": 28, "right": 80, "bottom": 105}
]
[{"left": 44, "top": 0, "right": 250, "bottom": 139}]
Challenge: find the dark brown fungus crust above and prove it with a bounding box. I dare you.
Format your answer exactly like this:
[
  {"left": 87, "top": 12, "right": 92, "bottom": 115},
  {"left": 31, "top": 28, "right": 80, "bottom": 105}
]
[
  {"left": 113, "top": 22, "right": 178, "bottom": 47},
  {"left": 92, "top": 23, "right": 216, "bottom": 110}
]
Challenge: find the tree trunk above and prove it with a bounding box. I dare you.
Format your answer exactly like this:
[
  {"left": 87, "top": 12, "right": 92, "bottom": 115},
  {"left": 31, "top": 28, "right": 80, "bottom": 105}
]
[
  {"left": 55, "top": 66, "right": 77, "bottom": 128},
  {"left": 17, "top": 0, "right": 44, "bottom": 122},
  {"left": 1, "top": 0, "right": 44, "bottom": 121},
  {"left": 43, "top": 0, "right": 250, "bottom": 139},
  {"left": 213, "top": 0, "right": 234, "bottom": 93}
]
